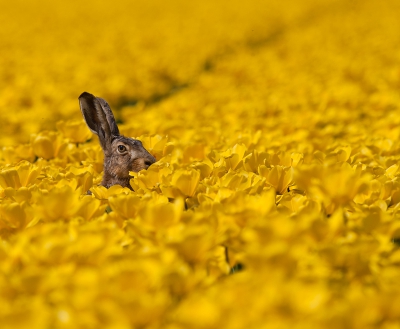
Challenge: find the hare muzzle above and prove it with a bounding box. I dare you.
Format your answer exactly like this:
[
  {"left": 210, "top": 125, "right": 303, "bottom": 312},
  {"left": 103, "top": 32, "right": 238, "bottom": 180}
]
[{"left": 132, "top": 155, "right": 156, "bottom": 172}]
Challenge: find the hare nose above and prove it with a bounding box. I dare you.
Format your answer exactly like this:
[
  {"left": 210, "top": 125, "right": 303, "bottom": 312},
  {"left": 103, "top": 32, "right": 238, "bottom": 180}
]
[
  {"left": 144, "top": 155, "right": 156, "bottom": 168},
  {"left": 144, "top": 159, "right": 153, "bottom": 167}
]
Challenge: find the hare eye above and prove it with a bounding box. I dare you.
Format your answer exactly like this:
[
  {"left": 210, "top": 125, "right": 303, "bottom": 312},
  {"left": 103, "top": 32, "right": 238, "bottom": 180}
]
[{"left": 117, "top": 145, "right": 127, "bottom": 153}]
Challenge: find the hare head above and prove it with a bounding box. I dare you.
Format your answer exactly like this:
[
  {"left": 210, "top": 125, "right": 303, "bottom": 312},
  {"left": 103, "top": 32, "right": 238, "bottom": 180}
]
[{"left": 79, "top": 92, "right": 156, "bottom": 189}]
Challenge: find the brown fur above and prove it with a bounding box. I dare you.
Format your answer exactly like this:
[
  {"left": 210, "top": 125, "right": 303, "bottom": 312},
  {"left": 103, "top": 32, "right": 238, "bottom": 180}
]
[{"left": 79, "top": 92, "right": 155, "bottom": 189}]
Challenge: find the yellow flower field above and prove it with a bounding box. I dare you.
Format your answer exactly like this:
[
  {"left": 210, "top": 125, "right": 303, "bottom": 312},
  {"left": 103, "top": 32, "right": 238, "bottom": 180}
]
[{"left": 1, "top": 0, "right": 400, "bottom": 328}]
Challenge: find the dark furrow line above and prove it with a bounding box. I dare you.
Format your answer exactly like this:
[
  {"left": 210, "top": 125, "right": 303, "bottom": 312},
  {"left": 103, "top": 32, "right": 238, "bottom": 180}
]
[{"left": 117, "top": 0, "right": 348, "bottom": 110}]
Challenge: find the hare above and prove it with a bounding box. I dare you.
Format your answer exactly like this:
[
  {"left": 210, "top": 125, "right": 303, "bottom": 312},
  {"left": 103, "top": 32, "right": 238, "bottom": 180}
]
[{"left": 79, "top": 92, "right": 156, "bottom": 189}]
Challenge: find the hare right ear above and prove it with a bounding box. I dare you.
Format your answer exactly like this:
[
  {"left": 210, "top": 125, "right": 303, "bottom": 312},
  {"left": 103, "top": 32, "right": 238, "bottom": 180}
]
[
  {"left": 79, "top": 92, "right": 112, "bottom": 151},
  {"left": 97, "top": 97, "right": 120, "bottom": 137}
]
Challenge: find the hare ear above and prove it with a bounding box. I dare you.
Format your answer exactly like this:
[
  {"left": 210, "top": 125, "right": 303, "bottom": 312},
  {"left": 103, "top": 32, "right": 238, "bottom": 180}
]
[
  {"left": 79, "top": 92, "right": 112, "bottom": 151},
  {"left": 96, "top": 97, "right": 120, "bottom": 136}
]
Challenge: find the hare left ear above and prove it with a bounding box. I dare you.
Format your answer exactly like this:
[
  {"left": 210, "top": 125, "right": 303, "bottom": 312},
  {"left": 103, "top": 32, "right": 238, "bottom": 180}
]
[{"left": 78, "top": 92, "right": 112, "bottom": 151}]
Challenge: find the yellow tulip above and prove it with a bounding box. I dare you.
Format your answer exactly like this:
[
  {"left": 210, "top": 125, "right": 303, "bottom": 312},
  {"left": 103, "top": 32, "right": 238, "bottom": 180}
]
[
  {"left": 130, "top": 164, "right": 172, "bottom": 191},
  {"left": 0, "top": 201, "right": 29, "bottom": 229},
  {"left": 220, "top": 143, "right": 247, "bottom": 170},
  {"left": 0, "top": 161, "right": 41, "bottom": 189},
  {"left": 190, "top": 161, "right": 212, "bottom": 179},
  {"left": 136, "top": 134, "right": 169, "bottom": 160},
  {"left": 163, "top": 169, "right": 201, "bottom": 198},
  {"left": 1, "top": 143, "right": 35, "bottom": 163},
  {"left": 182, "top": 143, "right": 206, "bottom": 163},
  {"left": 108, "top": 194, "right": 142, "bottom": 219},
  {"left": 34, "top": 185, "right": 81, "bottom": 221},
  {"left": 242, "top": 150, "right": 268, "bottom": 172},
  {"left": 75, "top": 195, "right": 104, "bottom": 221},
  {"left": 258, "top": 165, "right": 294, "bottom": 195},
  {"left": 90, "top": 185, "right": 131, "bottom": 200},
  {"left": 31, "top": 131, "right": 68, "bottom": 160},
  {"left": 0, "top": 168, "right": 20, "bottom": 189},
  {"left": 56, "top": 120, "right": 93, "bottom": 143},
  {"left": 138, "top": 198, "right": 183, "bottom": 230}
]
